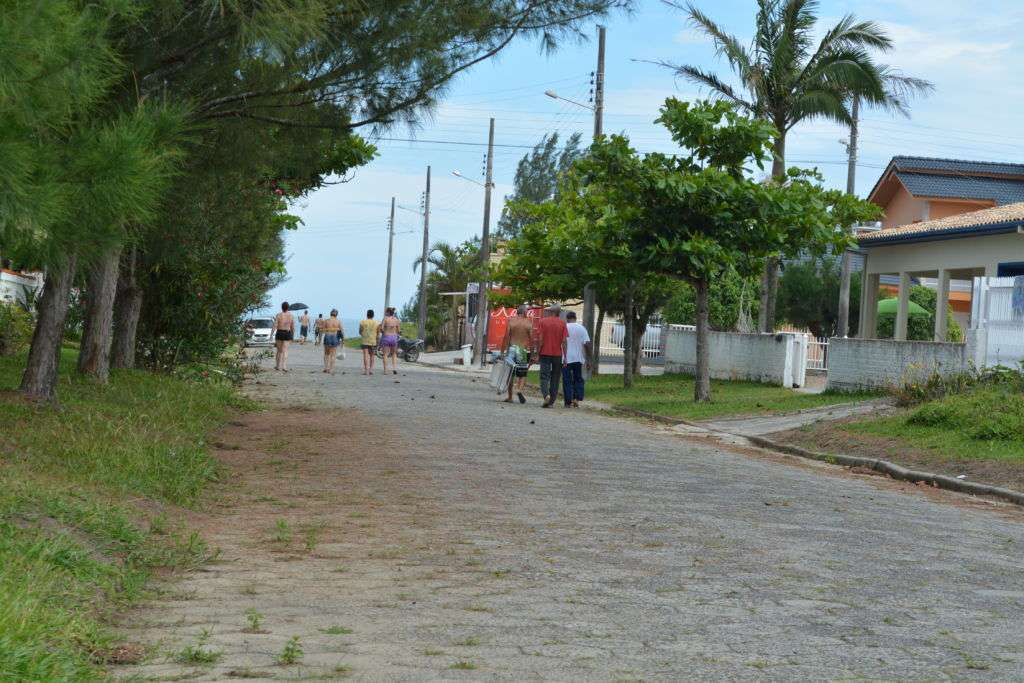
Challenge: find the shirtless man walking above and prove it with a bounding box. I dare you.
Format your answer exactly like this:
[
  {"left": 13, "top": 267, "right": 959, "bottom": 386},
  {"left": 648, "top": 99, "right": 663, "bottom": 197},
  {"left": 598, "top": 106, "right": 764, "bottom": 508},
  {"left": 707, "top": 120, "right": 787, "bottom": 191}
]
[
  {"left": 378, "top": 307, "right": 402, "bottom": 375},
  {"left": 271, "top": 301, "right": 295, "bottom": 371},
  {"left": 501, "top": 304, "right": 534, "bottom": 404},
  {"left": 299, "top": 311, "right": 311, "bottom": 344}
]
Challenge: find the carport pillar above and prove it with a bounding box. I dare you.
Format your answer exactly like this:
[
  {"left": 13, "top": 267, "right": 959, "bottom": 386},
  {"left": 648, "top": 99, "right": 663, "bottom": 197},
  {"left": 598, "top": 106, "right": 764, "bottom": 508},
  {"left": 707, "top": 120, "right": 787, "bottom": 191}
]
[
  {"left": 895, "top": 272, "right": 911, "bottom": 341},
  {"left": 934, "top": 269, "right": 950, "bottom": 342},
  {"left": 861, "top": 273, "right": 880, "bottom": 338}
]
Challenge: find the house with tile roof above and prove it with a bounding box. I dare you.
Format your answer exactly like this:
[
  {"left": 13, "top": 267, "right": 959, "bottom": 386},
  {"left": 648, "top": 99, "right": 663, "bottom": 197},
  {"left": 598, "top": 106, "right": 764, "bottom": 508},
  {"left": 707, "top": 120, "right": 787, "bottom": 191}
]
[{"left": 856, "top": 159, "right": 1024, "bottom": 341}]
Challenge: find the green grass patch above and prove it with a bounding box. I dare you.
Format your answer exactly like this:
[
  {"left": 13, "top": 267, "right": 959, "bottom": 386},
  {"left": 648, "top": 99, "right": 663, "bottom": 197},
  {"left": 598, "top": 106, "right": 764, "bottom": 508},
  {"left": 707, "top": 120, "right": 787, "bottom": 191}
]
[
  {"left": 0, "top": 350, "right": 247, "bottom": 680},
  {"left": 547, "top": 372, "right": 877, "bottom": 421},
  {"left": 845, "top": 386, "right": 1024, "bottom": 462}
]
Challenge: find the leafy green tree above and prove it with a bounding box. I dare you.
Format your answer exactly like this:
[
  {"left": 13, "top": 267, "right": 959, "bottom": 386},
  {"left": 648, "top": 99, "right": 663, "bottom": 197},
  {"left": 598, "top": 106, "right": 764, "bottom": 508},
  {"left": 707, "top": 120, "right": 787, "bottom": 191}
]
[
  {"left": 595, "top": 99, "right": 878, "bottom": 401},
  {"left": 495, "top": 182, "right": 676, "bottom": 386},
  {"left": 497, "top": 132, "right": 584, "bottom": 240},
  {"left": 656, "top": 0, "right": 930, "bottom": 332}
]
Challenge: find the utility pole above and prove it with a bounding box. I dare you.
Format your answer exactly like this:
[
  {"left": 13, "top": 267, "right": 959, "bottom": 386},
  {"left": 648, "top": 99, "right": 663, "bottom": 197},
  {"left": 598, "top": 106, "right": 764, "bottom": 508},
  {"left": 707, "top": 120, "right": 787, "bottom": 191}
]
[
  {"left": 417, "top": 166, "right": 431, "bottom": 340},
  {"left": 837, "top": 96, "right": 859, "bottom": 338},
  {"left": 474, "top": 118, "right": 496, "bottom": 368},
  {"left": 582, "top": 24, "right": 605, "bottom": 374},
  {"left": 384, "top": 196, "right": 395, "bottom": 312}
]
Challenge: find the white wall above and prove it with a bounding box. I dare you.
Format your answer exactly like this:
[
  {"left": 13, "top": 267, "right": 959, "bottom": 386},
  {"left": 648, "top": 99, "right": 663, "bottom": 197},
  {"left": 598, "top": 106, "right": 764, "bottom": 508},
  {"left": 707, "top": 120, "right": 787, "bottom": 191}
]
[
  {"left": 827, "top": 337, "right": 967, "bottom": 392},
  {"left": 663, "top": 328, "right": 802, "bottom": 387}
]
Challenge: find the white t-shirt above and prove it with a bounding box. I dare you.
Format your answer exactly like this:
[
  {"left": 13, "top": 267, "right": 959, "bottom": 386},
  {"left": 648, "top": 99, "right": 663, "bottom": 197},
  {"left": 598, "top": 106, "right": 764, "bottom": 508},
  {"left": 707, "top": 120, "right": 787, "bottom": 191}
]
[{"left": 565, "top": 322, "right": 591, "bottom": 364}]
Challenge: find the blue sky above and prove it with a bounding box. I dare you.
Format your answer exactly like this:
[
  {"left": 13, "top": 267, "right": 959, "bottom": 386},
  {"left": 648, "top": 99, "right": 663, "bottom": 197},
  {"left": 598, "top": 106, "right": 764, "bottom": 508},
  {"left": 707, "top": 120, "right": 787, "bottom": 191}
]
[{"left": 268, "top": 0, "right": 1024, "bottom": 326}]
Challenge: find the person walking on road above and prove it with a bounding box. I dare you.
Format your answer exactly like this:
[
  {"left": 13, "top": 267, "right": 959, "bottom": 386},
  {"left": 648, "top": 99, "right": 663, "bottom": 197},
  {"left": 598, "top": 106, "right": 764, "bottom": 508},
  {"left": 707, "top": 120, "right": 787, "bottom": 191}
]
[
  {"left": 320, "top": 309, "right": 343, "bottom": 374},
  {"left": 314, "top": 313, "right": 324, "bottom": 346},
  {"left": 359, "top": 310, "right": 380, "bottom": 376},
  {"left": 536, "top": 303, "right": 568, "bottom": 408},
  {"left": 271, "top": 301, "right": 295, "bottom": 372},
  {"left": 501, "top": 304, "right": 534, "bottom": 404},
  {"left": 562, "top": 311, "right": 592, "bottom": 408},
  {"left": 379, "top": 307, "right": 402, "bottom": 375},
  {"left": 299, "top": 311, "right": 310, "bottom": 344}
]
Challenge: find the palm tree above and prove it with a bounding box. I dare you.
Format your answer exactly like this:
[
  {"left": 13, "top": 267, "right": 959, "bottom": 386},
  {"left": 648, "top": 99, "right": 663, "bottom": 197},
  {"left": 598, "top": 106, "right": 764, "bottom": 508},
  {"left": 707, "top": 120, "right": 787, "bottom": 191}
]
[
  {"left": 657, "top": 0, "right": 932, "bottom": 331},
  {"left": 413, "top": 240, "right": 480, "bottom": 347}
]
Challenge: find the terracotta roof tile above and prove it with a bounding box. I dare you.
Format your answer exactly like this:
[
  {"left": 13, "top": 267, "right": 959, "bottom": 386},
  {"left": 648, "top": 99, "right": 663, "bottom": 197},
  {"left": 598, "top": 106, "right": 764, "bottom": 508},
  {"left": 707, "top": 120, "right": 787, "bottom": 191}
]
[{"left": 859, "top": 202, "right": 1024, "bottom": 244}]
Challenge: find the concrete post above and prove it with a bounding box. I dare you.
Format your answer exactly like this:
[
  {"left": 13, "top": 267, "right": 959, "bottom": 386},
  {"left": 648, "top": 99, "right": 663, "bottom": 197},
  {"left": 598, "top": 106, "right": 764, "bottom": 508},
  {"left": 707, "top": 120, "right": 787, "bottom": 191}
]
[
  {"left": 934, "top": 269, "right": 950, "bottom": 342},
  {"left": 861, "top": 273, "right": 880, "bottom": 339},
  {"left": 895, "top": 272, "right": 911, "bottom": 341}
]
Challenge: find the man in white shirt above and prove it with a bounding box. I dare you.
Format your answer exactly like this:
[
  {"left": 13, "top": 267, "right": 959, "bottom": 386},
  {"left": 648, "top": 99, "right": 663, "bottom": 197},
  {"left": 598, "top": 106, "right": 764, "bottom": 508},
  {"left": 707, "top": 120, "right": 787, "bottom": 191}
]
[{"left": 561, "top": 311, "right": 592, "bottom": 408}]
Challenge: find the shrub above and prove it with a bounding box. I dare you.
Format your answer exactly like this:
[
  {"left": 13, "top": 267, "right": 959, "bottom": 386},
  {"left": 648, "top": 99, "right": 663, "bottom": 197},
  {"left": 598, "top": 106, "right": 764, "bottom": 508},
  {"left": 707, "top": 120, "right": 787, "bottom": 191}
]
[
  {"left": 0, "top": 303, "right": 33, "bottom": 355},
  {"left": 909, "top": 387, "right": 1024, "bottom": 441}
]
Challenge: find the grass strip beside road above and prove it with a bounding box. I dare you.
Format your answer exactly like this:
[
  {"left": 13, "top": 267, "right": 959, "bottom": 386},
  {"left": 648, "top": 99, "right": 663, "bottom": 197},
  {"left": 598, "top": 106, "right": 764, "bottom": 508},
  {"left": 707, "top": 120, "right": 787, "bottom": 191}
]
[
  {"left": 777, "top": 385, "right": 1024, "bottom": 492},
  {"left": 573, "top": 373, "right": 878, "bottom": 421},
  {"left": 0, "top": 350, "right": 248, "bottom": 680}
]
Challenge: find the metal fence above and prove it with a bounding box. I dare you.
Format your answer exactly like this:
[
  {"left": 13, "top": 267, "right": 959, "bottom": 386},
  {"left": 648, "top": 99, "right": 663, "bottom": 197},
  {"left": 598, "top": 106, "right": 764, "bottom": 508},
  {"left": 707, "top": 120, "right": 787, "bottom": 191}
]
[
  {"left": 972, "top": 276, "right": 1024, "bottom": 367},
  {"left": 806, "top": 336, "right": 829, "bottom": 371}
]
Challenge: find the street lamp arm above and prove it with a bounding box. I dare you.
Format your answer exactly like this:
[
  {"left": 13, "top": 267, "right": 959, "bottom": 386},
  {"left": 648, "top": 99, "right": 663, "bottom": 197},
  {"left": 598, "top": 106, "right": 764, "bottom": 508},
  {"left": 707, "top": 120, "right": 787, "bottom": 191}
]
[{"left": 544, "top": 89, "right": 594, "bottom": 112}]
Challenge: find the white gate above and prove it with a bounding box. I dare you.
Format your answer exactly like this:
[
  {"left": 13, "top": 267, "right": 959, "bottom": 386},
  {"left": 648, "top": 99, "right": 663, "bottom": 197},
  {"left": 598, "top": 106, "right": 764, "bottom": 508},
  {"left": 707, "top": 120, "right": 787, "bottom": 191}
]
[
  {"left": 971, "top": 276, "right": 1024, "bottom": 367},
  {"left": 806, "top": 336, "right": 829, "bottom": 371},
  {"left": 599, "top": 320, "right": 667, "bottom": 360}
]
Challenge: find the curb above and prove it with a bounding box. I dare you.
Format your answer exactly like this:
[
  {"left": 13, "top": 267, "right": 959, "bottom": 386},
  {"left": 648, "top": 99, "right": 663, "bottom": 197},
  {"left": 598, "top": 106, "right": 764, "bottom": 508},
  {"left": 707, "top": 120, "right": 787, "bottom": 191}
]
[
  {"left": 609, "top": 407, "right": 1024, "bottom": 508},
  {"left": 745, "top": 435, "right": 1024, "bottom": 507}
]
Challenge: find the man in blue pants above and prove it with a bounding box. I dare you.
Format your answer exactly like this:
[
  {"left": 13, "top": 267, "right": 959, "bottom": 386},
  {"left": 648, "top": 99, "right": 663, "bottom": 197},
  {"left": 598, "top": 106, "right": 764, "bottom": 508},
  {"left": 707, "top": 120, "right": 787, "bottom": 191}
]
[{"left": 561, "top": 311, "right": 592, "bottom": 408}]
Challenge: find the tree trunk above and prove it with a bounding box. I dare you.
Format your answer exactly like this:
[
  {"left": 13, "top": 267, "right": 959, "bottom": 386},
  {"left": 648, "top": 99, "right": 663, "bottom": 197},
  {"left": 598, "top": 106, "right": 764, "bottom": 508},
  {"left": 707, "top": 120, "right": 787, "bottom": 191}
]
[
  {"left": 623, "top": 281, "right": 635, "bottom": 389},
  {"left": 111, "top": 248, "right": 142, "bottom": 369},
  {"left": 21, "top": 257, "right": 77, "bottom": 401},
  {"left": 592, "top": 307, "right": 605, "bottom": 377},
  {"left": 631, "top": 311, "right": 646, "bottom": 377},
  {"left": 759, "top": 131, "right": 787, "bottom": 333},
  {"left": 694, "top": 278, "right": 712, "bottom": 402},
  {"left": 78, "top": 245, "right": 122, "bottom": 382}
]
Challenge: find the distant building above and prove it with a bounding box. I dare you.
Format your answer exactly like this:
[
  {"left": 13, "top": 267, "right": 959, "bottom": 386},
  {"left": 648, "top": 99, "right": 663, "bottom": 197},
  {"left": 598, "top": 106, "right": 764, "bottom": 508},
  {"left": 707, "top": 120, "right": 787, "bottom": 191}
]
[{"left": 860, "top": 156, "right": 1024, "bottom": 333}]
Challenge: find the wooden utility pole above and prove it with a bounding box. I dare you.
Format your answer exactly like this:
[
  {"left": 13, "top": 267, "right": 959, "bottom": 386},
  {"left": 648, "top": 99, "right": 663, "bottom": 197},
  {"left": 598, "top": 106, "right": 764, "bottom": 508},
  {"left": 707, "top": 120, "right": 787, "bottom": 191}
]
[
  {"left": 474, "top": 118, "right": 496, "bottom": 368},
  {"left": 583, "top": 25, "right": 606, "bottom": 375},
  {"left": 837, "top": 96, "right": 860, "bottom": 338},
  {"left": 384, "top": 196, "right": 395, "bottom": 312},
  {"left": 417, "top": 167, "right": 431, "bottom": 340}
]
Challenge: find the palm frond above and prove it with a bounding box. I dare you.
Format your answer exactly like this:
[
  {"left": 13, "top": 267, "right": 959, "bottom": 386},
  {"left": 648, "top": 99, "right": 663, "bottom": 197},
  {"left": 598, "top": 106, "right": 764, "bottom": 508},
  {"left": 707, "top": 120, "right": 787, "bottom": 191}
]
[
  {"left": 650, "top": 61, "right": 757, "bottom": 113},
  {"left": 680, "top": 2, "right": 754, "bottom": 77},
  {"left": 789, "top": 89, "right": 851, "bottom": 129}
]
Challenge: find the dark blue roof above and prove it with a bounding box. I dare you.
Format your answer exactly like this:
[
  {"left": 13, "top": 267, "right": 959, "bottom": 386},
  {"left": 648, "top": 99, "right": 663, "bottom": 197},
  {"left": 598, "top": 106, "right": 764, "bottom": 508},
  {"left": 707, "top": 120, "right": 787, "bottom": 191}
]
[
  {"left": 896, "top": 172, "right": 1024, "bottom": 205},
  {"left": 890, "top": 156, "right": 1024, "bottom": 177}
]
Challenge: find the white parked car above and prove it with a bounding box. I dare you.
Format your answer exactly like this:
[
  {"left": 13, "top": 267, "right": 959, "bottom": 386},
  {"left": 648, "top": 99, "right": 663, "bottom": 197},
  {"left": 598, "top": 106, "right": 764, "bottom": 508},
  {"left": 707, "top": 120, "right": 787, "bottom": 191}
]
[{"left": 243, "top": 317, "right": 274, "bottom": 347}]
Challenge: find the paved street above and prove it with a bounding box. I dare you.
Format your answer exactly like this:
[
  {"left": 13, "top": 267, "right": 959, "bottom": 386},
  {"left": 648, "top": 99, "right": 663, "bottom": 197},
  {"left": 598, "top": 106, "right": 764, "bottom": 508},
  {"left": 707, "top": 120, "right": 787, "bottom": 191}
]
[{"left": 122, "top": 343, "right": 1024, "bottom": 681}]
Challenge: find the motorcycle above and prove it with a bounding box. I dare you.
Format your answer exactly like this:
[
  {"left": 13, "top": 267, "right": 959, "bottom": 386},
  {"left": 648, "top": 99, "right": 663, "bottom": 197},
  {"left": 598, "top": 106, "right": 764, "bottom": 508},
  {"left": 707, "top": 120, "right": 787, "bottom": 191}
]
[{"left": 375, "top": 336, "right": 424, "bottom": 362}]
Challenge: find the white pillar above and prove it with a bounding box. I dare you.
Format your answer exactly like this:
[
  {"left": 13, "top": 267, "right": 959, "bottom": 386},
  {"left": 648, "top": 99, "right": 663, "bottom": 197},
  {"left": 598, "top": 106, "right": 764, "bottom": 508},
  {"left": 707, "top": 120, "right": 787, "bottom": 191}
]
[
  {"left": 895, "top": 272, "right": 911, "bottom": 341},
  {"left": 861, "top": 273, "right": 880, "bottom": 339},
  {"left": 934, "top": 269, "right": 950, "bottom": 342}
]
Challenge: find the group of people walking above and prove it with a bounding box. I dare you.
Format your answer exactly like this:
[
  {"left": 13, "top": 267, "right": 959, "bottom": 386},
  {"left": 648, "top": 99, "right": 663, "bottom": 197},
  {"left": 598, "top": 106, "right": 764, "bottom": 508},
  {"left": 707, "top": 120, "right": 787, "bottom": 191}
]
[
  {"left": 500, "top": 303, "right": 592, "bottom": 408},
  {"left": 270, "top": 302, "right": 403, "bottom": 376},
  {"left": 357, "top": 307, "right": 402, "bottom": 375}
]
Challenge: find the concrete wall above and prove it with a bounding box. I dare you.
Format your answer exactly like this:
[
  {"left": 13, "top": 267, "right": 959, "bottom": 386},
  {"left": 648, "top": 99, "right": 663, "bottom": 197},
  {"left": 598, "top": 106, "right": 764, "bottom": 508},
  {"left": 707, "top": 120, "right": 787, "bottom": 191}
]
[
  {"left": 664, "top": 328, "right": 799, "bottom": 386},
  {"left": 827, "top": 337, "right": 967, "bottom": 391}
]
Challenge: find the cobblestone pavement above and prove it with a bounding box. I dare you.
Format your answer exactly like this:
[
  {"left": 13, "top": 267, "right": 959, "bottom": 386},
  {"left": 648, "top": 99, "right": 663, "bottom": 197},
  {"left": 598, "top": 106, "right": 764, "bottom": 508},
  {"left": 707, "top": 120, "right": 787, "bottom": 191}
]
[{"left": 121, "top": 343, "right": 1024, "bottom": 681}]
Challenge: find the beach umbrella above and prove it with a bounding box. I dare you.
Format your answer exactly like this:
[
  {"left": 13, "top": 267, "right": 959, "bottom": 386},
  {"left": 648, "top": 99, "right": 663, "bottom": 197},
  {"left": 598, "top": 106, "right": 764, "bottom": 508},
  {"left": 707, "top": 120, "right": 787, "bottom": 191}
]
[
  {"left": 877, "top": 298, "right": 928, "bottom": 316},
  {"left": 288, "top": 302, "right": 309, "bottom": 310}
]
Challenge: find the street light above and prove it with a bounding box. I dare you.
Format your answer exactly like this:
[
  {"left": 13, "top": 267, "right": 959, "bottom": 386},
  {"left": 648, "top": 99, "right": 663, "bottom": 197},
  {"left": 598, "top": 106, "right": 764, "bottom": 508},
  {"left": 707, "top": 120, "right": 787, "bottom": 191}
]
[
  {"left": 544, "top": 89, "right": 594, "bottom": 112},
  {"left": 452, "top": 169, "right": 491, "bottom": 188}
]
